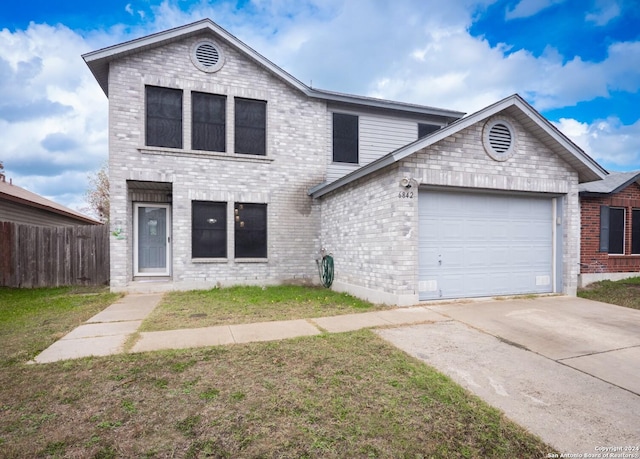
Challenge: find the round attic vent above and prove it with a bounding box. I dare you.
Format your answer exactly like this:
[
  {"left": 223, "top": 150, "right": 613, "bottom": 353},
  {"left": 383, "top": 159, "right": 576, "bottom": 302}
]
[
  {"left": 191, "top": 40, "right": 225, "bottom": 73},
  {"left": 483, "top": 119, "right": 517, "bottom": 161}
]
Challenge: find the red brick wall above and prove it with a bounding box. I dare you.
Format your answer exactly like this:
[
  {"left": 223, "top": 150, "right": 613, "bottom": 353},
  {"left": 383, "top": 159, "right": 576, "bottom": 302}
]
[{"left": 580, "top": 182, "right": 640, "bottom": 273}]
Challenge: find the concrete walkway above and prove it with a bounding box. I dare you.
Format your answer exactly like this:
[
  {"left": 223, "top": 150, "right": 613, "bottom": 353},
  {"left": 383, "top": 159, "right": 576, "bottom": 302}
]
[{"left": 32, "top": 294, "right": 447, "bottom": 363}]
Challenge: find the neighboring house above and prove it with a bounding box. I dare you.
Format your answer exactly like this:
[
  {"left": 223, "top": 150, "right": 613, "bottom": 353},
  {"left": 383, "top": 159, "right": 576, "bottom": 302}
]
[
  {"left": 578, "top": 171, "right": 640, "bottom": 286},
  {"left": 83, "top": 19, "right": 607, "bottom": 305},
  {"left": 0, "top": 173, "right": 100, "bottom": 226}
]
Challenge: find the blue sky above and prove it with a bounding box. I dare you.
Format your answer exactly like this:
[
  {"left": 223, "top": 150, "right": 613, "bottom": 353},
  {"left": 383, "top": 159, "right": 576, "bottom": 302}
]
[{"left": 1, "top": 0, "right": 639, "bottom": 213}]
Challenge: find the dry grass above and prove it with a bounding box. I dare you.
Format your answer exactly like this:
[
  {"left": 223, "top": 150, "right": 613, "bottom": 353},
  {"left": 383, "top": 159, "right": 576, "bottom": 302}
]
[
  {"left": 140, "top": 285, "right": 388, "bottom": 332},
  {"left": 0, "top": 331, "right": 552, "bottom": 458},
  {"left": 0, "top": 286, "right": 121, "bottom": 366},
  {"left": 578, "top": 276, "right": 640, "bottom": 310},
  {"left": 0, "top": 285, "right": 554, "bottom": 457}
]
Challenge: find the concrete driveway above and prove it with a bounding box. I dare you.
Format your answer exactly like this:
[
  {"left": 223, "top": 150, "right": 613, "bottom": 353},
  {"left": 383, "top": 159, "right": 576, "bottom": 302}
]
[{"left": 376, "top": 296, "right": 640, "bottom": 455}]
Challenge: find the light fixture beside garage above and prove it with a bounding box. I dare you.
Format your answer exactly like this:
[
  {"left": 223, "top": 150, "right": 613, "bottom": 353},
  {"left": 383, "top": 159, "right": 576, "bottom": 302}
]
[{"left": 483, "top": 118, "right": 517, "bottom": 162}]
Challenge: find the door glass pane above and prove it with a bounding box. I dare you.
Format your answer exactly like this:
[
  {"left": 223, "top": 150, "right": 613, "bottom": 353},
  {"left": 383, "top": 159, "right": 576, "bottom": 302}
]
[{"left": 138, "top": 207, "right": 167, "bottom": 272}]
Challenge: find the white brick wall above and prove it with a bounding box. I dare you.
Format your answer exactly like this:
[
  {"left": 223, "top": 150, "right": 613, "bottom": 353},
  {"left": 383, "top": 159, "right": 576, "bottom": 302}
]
[
  {"left": 108, "top": 33, "right": 327, "bottom": 290},
  {"left": 320, "top": 114, "right": 581, "bottom": 305}
]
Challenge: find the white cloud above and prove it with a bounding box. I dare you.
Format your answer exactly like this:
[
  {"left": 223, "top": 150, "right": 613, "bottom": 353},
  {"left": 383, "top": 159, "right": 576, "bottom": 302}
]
[
  {"left": 1, "top": 0, "right": 639, "bottom": 213},
  {"left": 585, "top": 0, "right": 621, "bottom": 26},
  {"left": 125, "top": 4, "right": 134, "bottom": 15},
  {"left": 554, "top": 117, "right": 640, "bottom": 170},
  {"left": 0, "top": 23, "right": 109, "bottom": 210},
  {"left": 505, "top": 0, "right": 566, "bottom": 20}
]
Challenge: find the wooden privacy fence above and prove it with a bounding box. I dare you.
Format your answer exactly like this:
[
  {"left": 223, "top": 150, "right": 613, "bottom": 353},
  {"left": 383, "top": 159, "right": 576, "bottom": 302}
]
[{"left": 0, "top": 222, "right": 110, "bottom": 288}]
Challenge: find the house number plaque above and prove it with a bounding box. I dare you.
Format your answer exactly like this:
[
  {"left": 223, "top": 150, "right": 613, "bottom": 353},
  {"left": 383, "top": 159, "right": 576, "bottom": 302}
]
[{"left": 398, "top": 191, "right": 414, "bottom": 199}]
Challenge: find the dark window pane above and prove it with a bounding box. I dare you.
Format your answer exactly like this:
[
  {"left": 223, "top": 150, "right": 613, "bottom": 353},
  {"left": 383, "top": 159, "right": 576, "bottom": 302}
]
[
  {"left": 633, "top": 209, "right": 640, "bottom": 254},
  {"left": 192, "top": 92, "right": 226, "bottom": 152},
  {"left": 235, "top": 98, "right": 266, "bottom": 155},
  {"left": 609, "top": 208, "right": 625, "bottom": 254},
  {"left": 192, "top": 201, "right": 226, "bottom": 258},
  {"left": 146, "top": 86, "right": 183, "bottom": 148},
  {"left": 333, "top": 113, "right": 358, "bottom": 163},
  {"left": 418, "top": 123, "right": 439, "bottom": 138},
  {"left": 234, "top": 203, "right": 267, "bottom": 258}
]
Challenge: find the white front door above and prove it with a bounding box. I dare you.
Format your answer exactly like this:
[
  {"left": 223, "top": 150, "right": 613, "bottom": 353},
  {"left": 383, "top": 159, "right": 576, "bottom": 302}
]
[{"left": 134, "top": 203, "right": 171, "bottom": 276}]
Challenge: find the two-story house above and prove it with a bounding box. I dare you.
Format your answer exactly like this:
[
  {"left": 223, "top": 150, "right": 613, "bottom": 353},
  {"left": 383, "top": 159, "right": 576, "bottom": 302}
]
[{"left": 84, "top": 19, "right": 607, "bottom": 305}]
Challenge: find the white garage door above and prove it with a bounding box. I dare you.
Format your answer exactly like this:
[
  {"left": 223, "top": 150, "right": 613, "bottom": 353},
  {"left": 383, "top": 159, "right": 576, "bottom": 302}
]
[{"left": 418, "top": 190, "right": 555, "bottom": 300}]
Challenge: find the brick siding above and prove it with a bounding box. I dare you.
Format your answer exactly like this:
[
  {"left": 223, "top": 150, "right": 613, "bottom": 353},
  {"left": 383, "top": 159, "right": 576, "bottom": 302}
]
[
  {"left": 320, "top": 114, "right": 581, "bottom": 304},
  {"left": 580, "top": 182, "right": 640, "bottom": 274},
  {"left": 108, "top": 33, "right": 327, "bottom": 289}
]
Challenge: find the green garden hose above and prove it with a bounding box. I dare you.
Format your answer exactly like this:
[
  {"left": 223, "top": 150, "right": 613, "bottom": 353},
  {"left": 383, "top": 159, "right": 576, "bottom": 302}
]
[{"left": 317, "top": 254, "right": 334, "bottom": 288}]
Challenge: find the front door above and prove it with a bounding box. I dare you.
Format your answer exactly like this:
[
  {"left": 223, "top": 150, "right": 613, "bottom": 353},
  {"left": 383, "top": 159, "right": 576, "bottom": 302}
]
[{"left": 134, "top": 203, "right": 171, "bottom": 276}]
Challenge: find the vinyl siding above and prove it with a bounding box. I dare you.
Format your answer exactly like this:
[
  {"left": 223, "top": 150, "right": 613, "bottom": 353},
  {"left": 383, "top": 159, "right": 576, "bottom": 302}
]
[
  {"left": 0, "top": 200, "right": 97, "bottom": 227},
  {"left": 326, "top": 112, "right": 423, "bottom": 183}
]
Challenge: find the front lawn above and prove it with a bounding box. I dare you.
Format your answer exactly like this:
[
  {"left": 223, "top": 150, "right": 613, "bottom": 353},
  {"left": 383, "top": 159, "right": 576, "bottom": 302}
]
[
  {"left": 140, "top": 285, "right": 387, "bottom": 332},
  {"left": 578, "top": 276, "right": 640, "bottom": 310},
  {"left": 0, "top": 286, "right": 121, "bottom": 366},
  {"left": 0, "top": 286, "right": 554, "bottom": 457}
]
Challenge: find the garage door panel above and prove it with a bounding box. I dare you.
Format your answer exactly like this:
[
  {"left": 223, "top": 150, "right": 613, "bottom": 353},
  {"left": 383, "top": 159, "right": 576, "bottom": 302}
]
[{"left": 419, "top": 190, "right": 554, "bottom": 300}]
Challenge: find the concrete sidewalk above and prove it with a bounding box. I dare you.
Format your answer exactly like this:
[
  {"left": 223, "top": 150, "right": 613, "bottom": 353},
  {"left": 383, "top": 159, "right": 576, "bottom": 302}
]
[
  {"left": 32, "top": 294, "right": 162, "bottom": 363},
  {"left": 32, "top": 294, "right": 447, "bottom": 363}
]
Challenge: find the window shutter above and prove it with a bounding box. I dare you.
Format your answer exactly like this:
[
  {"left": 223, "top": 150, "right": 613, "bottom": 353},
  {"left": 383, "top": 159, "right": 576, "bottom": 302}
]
[{"left": 599, "top": 205, "right": 610, "bottom": 252}]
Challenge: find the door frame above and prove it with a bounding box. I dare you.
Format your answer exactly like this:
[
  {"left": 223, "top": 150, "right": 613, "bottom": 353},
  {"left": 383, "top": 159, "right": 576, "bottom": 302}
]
[{"left": 133, "top": 202, "right": 172, "bottom": 277}]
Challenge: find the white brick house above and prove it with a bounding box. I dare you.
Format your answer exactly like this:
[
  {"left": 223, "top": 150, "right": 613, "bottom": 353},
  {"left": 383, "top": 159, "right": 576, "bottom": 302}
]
[{"left": 84, "top": 19, "right": 607, "bottom": 305}]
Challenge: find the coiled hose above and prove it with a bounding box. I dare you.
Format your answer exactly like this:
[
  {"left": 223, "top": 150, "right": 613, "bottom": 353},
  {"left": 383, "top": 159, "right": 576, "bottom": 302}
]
[{"left": 317, "top": 254, "right": 334, "bottom": 288}]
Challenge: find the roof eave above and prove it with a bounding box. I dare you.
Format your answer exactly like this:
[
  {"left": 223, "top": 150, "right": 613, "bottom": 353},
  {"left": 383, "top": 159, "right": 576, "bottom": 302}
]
[
  {"left": 0, "top": 192, "right": 101, "bottom": 225},
  {"left": 309, "top": 94, "right": 608, "bottom": 198},
  {"left": 83, "top": 18, "right": 311, "bottom": 97},
  {"left": 308, "top": 89, "right": 465, "bottom": 119}
]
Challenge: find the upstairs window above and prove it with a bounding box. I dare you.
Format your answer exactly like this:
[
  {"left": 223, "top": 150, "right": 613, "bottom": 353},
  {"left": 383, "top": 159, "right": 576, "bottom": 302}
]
[
  {"left": 192, "top": 92, "right": 226, "bottom": 152},
  {"left": 192, "top": 201, "right": 227, "bottom": 258},
  {"left": 600, "top": 206, "right": 625, "bottom": 254},
  {"left": 333, "top": 113, "right": 358, "bottom": 164},
  {"left": 234, "top": 203, "right": 267, "bottom": 258},
  {"left": 633, "top": 209, "right": 640, "bottom": 255},
  {"left": 235, "top": 98, "right": 266, "bottom": 156},
  {"left": 146, "top": 86, "right": 183, "bottom": 149},
  {"left": 418, "top": 123, "right": 439, "bottom": 138}
]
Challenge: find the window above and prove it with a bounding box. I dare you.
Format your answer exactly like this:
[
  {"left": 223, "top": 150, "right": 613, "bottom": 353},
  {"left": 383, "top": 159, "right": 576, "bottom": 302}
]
[
  {"left": 600, "top": 206, "right": 625, "bottom": 254},
  {"left": 146, "top": 86, "right": 183, "bottom": 149},
  {"left": 333, "top": 113, "right": 358, "bottom": 163},
  {"left": 192, "top": 201, "right": 227, "bottom": 258},
  {"left": 418, "top": 123, "right": 439, "bottom": 138},
  {"left": 633, "top": 209, "right": 640, "bottom": 255},
  {"left": 192, "top": 92, "right": 226, "bottom": 152},
  {"left": 234, "top": 203, "right": 267, "bottom": 258},
  {"left": 235, "top": 98, "right": 266, "bottom": 155}
]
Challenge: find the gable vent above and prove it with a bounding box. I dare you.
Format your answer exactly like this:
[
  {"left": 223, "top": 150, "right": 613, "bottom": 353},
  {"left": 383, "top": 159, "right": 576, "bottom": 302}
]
[
  {"left": 488, "top": 123, "right": 512, "bottom": 153},
  {"left": 195, "top": 43, "right": 219, "bottom": 67},
  {"left": 482, "top": 118, "right": 517, "bottom": 162},
  {"left": 190, "top": 40, "right": 225, "bottom": 73}
]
